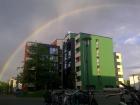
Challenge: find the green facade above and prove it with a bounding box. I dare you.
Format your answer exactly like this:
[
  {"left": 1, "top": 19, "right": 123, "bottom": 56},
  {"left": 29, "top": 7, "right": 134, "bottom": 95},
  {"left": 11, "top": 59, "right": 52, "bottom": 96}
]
[{"left": 76, "top": 33, "right": 116, "bottom": 90}]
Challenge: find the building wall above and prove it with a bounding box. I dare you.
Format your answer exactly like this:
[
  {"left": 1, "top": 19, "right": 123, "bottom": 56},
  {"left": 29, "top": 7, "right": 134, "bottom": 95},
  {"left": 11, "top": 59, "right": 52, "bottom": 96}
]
[
  {"left": 23, "top": 42, "right": 60, "bottom": 90},
  {"left": 63, "top": 33, "right": 77, "bottom": 89},
  {"left": 51, "top": 39, "right": 63, "bottom": 87},
  {"left": 114, "top": 52, "right": 124, "bottom": 87},
  {"left": 75, "top": 33, "right": 116, "bottom": 90},
  {"left": 129, "top": 74, "right": 140, "bottom": 90}
]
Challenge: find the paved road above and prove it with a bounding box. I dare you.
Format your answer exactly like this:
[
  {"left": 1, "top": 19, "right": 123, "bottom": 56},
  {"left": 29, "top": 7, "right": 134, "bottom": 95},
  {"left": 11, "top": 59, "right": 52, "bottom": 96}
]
[
  {"left": 95, "top": 94, "right": 120, "bottom": 105},
  {"left": 0, "top": 95, "right": 45, "bottom": 105},
  {"left": 0, "top": 94, "right": 120, "bottom": 105}
]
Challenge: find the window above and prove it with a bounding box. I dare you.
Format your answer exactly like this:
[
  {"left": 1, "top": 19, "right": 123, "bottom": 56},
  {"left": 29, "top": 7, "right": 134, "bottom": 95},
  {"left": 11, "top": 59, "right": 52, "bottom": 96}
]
[
  {"left": 118, "top": 68, "right": 121, "bottom": 72},
  {"left": 117, "top": 62, "right": 121, "bottom": 65},
  {"left": 50, "top": 47, "right": 58, "bottom": 54},
  {"left": 64, "top": 55, "right": 67, "bottom": 60},
  {"left": 67, "top": 42, "right": 71, "bottom": 50},
  {"left": 50, "top": 56, "right": 58, "bottom": 62},
  {"left": 116, "top": 55, "right": 119, "bottom": 59},
  {"left": 64, "top": 63, "right": 67, "bottom": 69},
  {"left": 96, "top": 56, "right": 99, "bottom": 59},
  {"left": 76, "top": 48, "right": 80, "bottom": 53},
  {"left": 76, "top": 39, "right": 80, "bottom": 44},
  {"left": 76, "top": 66, "right": 80, "bottom": 72},
  {"left": 64, "top": 49, "right": 67, "bottom": 53},
  {"left": 96, "top": 47, "right": 99, "bottom": 50},
  {"left": 76, "top": 57, "right": 80, "bottom": 62},
  {"left": 64, "top": 53, "right": 67, "bottom": 57},
  {"left": 68, "top": 62, "right": 71, "bottom": 67},
  {"left": 96, "top": 39, "right": 99, "bottom": 47},
  {"left": 97, "top": 65, "right": 100, "bottom": 68},
  {"left": 40, "top": 55, "right": 48, "bottom": 61},
  {"left": 50, "top": 56, "right": 54, "bottom": 61},
  {"left": 96, "top": 39, "right": 99, "bottom": 43},
  {"left": 118, "top": 75, "right": 123, "bottom": 78},
  {"left": 77, "top": 76, "right": 81, "bottom": 81},
  {"left": 68, "top": 51, "right": 71, "bottom": 57}
]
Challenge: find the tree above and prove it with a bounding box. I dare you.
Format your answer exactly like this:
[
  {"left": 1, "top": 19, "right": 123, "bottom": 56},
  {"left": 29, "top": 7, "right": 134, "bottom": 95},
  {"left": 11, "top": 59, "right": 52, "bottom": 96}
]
[
  {"left": 16, "top": 72, "right": 24, "bottom": 83},
  {"left": 0, "top": 81, "right": 8, "bottom": 94}
]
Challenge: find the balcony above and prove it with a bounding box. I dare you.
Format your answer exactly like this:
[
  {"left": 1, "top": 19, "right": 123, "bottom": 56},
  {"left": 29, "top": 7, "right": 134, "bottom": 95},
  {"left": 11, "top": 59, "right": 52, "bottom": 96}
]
[
  {"left": 76, "top": 81, "right": 82, "bottom": 86},
  {"left": 118, "top": 71, "right": 123, "bottom": 75},
  {"left": 75, "top": 34, "right": 80, "bottom": 40},
  {"left": 116, "top": 58, "right": 121, "bottom": 63},
  {"left": 75, "top": 42, "right": 80, "bottom": 49},
  {"left": 75, "top": 61, "right": 81, "bottom": 66},
  {"left": 117, "top": 65, "right": 122, "bottom": 69},
  {"left": 75, "top": 52, "right": 80, "bottom": 58},
  {"left": 76, "top": 71, "right": 81, "bottom": 76}
]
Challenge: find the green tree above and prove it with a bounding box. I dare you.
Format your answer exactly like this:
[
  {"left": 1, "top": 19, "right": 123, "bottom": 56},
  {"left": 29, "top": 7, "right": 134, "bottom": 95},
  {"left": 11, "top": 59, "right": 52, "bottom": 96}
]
[
  {"left": 0, "top": 81, "right": 9, "bottom": 94},
  {"left": 16, "top": 72, "right": 24, "bottom": 83}
]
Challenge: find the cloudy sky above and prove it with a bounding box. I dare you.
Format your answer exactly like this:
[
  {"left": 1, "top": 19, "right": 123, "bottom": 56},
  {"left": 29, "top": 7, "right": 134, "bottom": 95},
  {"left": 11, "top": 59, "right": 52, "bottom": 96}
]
[{"left": 0, "top": 0, "right": 140, "bottom": 81}]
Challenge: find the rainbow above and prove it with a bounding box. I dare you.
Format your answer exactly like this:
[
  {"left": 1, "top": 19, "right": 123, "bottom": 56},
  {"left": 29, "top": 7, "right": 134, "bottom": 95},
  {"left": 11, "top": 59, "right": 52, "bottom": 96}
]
[{"left": 0, "top": 4, "right": 117, "bottom": 81}]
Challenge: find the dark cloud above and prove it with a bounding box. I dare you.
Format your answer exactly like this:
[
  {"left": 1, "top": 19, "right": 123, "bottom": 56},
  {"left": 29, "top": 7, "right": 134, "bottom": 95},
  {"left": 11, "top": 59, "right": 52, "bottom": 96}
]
[{"left": 1, "top": 0, "right": 140, "bottom": 81}]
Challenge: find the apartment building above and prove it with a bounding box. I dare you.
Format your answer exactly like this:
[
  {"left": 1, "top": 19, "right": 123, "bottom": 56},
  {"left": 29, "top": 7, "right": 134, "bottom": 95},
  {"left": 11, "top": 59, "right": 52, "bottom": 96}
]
[
  {"left": 129, "top": 74, "right": 140, "bottom": 90},
  {"left": 75, "top": 33, "right": 116, "bottom": 90},
  {"left": 62, "top": 33, "right": 77, "bottom": 89},
  {"left": 23, "top": 42, "right": 60, "bottom": 90}
]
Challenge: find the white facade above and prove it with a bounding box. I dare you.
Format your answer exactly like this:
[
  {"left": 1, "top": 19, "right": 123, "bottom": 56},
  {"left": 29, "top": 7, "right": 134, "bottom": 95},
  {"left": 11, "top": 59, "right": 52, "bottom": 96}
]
[
  {"left": 114, "top": 52, "right": 124, "bottom": 87},
  {"left": 9, "top": 77, "right": 17, "bottom": 92},
  {"left": 9, "top": 77, "right": 22, "bottom": 93},
  {"left": 129, "top": 74, "right": 140, "bottom": 90}
]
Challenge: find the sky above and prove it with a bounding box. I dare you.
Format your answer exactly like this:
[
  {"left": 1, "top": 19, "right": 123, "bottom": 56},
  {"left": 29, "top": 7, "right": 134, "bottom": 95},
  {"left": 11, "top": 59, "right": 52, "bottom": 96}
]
[{"left": 0, "top": 0, "right": 140, "bottom": 81}]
